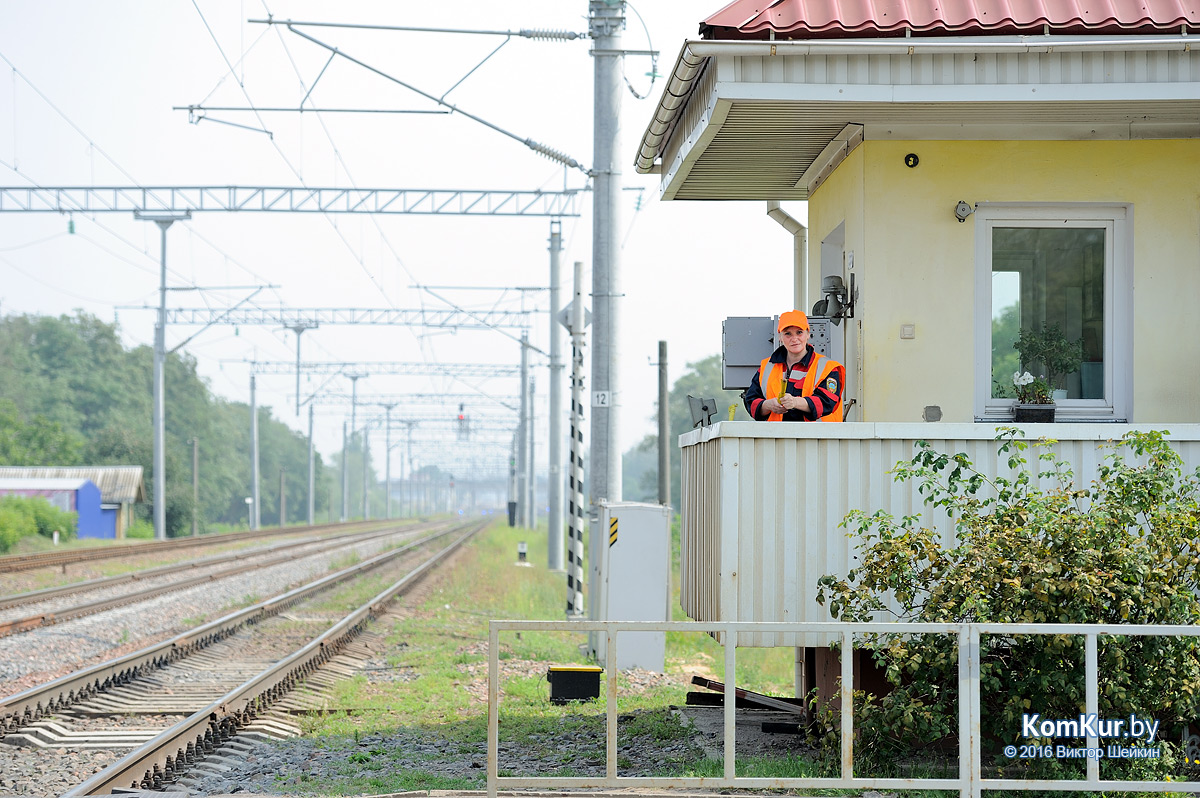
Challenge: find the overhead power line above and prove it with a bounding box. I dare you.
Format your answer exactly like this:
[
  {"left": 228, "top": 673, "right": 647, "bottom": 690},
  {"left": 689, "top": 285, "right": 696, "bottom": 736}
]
[{"left": 135, "top": 307, "right": 532, "bottom": 327}]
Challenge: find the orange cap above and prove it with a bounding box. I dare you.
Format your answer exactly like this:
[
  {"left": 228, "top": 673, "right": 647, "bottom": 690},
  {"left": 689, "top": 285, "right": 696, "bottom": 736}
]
[{"left": 777, "top": 310, "right": 809, "bottom": 331}]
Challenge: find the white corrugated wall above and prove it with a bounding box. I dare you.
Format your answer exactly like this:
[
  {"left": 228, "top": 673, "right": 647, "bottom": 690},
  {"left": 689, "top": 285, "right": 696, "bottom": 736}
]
[{"left": 680, "top": 422, "right": 1200, "bottom": 646}]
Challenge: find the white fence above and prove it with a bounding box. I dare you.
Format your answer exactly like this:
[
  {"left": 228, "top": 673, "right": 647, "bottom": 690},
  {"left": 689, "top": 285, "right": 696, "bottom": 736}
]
[{"left": 487, "top": 619, "right": 1199, "bottom": 798}]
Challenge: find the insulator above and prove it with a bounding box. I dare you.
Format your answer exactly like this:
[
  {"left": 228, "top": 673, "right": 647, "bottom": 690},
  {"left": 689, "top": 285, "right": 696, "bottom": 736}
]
[
  {"left": 524, "top": 139, "right": 582, "bottom": 171},
  {"left": 519, "top": 28, "right": 580, "bottom": 41}
]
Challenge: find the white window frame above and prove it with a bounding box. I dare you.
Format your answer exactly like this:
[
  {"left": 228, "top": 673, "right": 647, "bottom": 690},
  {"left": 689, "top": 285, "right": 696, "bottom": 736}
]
[{"left": 974, "top": 203, "right": 1132, "bottom": 423}]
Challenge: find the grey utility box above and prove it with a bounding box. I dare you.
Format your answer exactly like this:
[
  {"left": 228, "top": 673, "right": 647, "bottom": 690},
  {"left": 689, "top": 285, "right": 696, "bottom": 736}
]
[
  {"left": 722, "top": 315, "right": 843, "bottom": 390},
  {"left": 588, "top": 501, "right": 671, "bottom": 672}
]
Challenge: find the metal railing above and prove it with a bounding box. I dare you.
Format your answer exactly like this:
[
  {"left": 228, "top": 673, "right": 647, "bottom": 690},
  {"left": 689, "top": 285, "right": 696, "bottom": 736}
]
[{"left": 487, "top": 620, "right": 1200, "bottom": 798}]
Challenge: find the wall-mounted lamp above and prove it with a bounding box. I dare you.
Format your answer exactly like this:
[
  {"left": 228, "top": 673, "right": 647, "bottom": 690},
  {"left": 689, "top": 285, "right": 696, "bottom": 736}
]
[
  {"left": 955, "top": 200, "right": 975, "bottom": 223},
  {"left": 811, "top": 273, "right": 856, "bottom": 326}
]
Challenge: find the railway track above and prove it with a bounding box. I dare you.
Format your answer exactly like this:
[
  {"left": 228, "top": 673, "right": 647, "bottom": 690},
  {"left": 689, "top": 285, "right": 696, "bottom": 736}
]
[
  {"left": 0, "top": 518, "right": 483, "bottom": 796},
  {"left": 0, "top": 519, "right": 436, "bottom": 637},
  {"left": 0, "top": 517, "right": 393, "bottom": 574}
]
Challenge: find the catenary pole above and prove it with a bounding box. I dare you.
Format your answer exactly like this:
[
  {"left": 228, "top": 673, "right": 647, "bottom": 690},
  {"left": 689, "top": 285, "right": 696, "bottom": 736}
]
[
  {"left": 280, "top": 467, "right": 287, "bottom": 527},
  {"left": 658, "top": 340, "right": 670, "bottom": 506},
  {"left": 384, "top": 404, "right": 394, "bottom": 518},
  {"left": 307, "top": 403, "right": 315, "bottom": 525},
  {"left": 547, "top": 221, "right": 564, "bottom": 569},
  {"left": 362, "top": 427, "right": 370, "bottom": 520},
  {"left": 588, "top": 0, "right": 624, "bottom": 515},
  {"left": 189, "top": 437, "right": 199, "bottom": 536},
  {"left": 250, "top": 375, "right": 260, "bottom": 529},
  {"left": 341, "top": 421, "right": 348, "bottom": 522},
  {"left": 517, "top": 331, "right": 529, "bottom": 527},
  {"left": 527, "top": 374, "right": 536, "bottom": 529},
  {"left": 567, "top": 260, "right": 587, "bottom": 616},
  {"left": 140, "top": 213, "right": 188, "bottom": 539}
]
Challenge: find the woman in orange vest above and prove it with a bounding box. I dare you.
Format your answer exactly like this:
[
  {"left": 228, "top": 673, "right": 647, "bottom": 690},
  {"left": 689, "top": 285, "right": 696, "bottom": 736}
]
[{"left": 743, "top": 310, "right": 845, "bottom": 422}]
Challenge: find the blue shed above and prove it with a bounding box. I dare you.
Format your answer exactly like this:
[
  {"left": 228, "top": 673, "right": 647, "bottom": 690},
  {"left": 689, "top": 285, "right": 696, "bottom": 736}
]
[{"left": 0, "top": 478, "right": 107, "bottom": 539}]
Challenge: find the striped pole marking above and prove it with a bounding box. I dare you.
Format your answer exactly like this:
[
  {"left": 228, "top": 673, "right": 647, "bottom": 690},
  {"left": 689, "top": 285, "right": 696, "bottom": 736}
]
[{"left": 566, "top": 336, "right": 586, "bottom": 617}]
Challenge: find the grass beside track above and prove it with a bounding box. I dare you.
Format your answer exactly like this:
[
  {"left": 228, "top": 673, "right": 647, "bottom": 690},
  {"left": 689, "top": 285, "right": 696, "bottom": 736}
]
[{"left": 280, "top": 522, "right": 904, "bottom": 796}]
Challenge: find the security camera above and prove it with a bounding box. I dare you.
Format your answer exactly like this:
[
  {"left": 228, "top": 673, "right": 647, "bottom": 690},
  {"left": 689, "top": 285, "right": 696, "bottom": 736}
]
[{"left": 955, "top": 200, "right": 974, "bottom": 223}]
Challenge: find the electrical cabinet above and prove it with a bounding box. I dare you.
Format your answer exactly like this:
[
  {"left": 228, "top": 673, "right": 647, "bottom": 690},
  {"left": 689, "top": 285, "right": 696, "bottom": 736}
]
[{"left": 588, "top": 501, "right": 671, "bottom": 672}]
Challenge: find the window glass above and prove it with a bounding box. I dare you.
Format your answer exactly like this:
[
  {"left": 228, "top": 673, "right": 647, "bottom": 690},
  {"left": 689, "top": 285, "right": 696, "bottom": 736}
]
[{"left": 990, "top": 227, "right": 1105, "bottom": 401}]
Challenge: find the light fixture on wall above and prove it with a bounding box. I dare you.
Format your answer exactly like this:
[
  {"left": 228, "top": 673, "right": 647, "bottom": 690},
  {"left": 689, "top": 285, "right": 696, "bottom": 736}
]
[
  {"left": 955, "top": 200, "right": 975, "bottom": 222},
  {"left": 811, "top": 273, "right": 856, "bottom": 326}
]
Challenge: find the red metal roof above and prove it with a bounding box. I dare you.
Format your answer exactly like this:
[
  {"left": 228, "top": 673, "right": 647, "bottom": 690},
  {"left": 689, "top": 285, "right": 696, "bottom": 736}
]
[{"left": 700, "top": 0, "right": 1200, "bottom": 39}]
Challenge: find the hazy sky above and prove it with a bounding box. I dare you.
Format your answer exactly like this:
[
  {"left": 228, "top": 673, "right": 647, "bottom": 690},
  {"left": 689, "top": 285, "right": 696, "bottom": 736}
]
[{"left": 0, "top": 1, "right": 801, "bottom": 477}]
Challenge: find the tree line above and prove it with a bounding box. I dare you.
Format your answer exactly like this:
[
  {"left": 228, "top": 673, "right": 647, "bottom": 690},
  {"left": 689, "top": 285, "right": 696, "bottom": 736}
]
[{"left": 0, "top": 312, "right": 381, "bottom": 536}]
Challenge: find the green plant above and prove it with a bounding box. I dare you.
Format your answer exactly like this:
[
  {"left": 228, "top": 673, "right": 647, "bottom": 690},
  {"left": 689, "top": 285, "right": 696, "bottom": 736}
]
[
  {"left": 0, "top": 495, "right": 76, "bottom": 552},
  {"left": 125, "top": 519, "right": 154, "bottom": 539},
  {"left": 1013, "top": 323, "right": 1084, "bottom": 391},
  {"left": 816, "top": 429, "right": 1200, "bottom": 781},
  {"left": 1011, "top": 371, "right": 1052, "bottom": 405}
]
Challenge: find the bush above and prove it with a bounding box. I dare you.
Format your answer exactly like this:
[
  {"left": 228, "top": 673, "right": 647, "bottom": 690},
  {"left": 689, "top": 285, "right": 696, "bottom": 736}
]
[
  {"left": 0, "top": 504, "right": 35, "bottom": 553},
  {"left": 815, "top": 429, "right": 1200, "bottom": 780},
  {"left": 0, "top": 495, "right": 77, "bottom": 552},
  {"left": 125, "top": 518, "right": 154, "bottom": 539}
]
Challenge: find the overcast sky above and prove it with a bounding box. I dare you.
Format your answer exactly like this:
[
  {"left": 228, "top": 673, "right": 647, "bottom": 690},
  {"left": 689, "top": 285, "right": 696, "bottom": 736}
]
[{"left": 0, "top": 1, "right": 801, "bottom": 477}]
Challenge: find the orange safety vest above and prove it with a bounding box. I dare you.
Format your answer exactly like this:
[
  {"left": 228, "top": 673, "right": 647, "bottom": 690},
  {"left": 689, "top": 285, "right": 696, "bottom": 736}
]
[{"left": 759, "top": 353, "right": 845, "bottom": 422}]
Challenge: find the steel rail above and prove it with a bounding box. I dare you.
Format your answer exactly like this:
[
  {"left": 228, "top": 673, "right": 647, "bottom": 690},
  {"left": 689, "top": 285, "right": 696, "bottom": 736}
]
[
  {"left": 0, "top": 522, "right": 433, "bottom": 637},
  {"left": 0, "top": 518, "right": 390, "bottom": 574},
  {"left": 62, "top": 520, "right": 484, "bottom": 794},
  {"left": 0, "top": 519, "right": 453, "bottom": 735},
  {"left": 0, "top": 520, "right": 427, "bottom": 611}
]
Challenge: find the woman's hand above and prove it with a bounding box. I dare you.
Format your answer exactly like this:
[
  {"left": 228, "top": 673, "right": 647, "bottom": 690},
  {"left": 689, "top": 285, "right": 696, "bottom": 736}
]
[
  {"left": 763, "top": 398, "right": 786, "bottom": 415},
  {"left": 779, "top": 394, "right": 811, "bottom": 414}
]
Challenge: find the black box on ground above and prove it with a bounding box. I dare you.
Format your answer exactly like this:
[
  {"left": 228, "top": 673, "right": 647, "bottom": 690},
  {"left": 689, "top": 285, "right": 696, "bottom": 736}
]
[{"left": 547, "top": 665, "right": 602, "bottom": 703}]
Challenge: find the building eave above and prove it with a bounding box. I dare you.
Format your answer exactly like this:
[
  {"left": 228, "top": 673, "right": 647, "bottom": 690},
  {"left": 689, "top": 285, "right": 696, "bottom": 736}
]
[{"left": 635, "top": 34, "right": 1200, "bottom": 199}]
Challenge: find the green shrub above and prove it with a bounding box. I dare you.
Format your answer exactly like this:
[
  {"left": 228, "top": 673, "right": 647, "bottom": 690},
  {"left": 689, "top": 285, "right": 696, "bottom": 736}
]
[
  {"left": 815, "top": 429, "right": 1200, "bottom": 780},
  {"left": 125, "top": 518, "right": 154, "bottom": 539},
  {"left": 0, "top": 503, "right": 35, "bottom": 553},
  {"left": 0, "top": 495, "right": 76, "bottom": 551}
]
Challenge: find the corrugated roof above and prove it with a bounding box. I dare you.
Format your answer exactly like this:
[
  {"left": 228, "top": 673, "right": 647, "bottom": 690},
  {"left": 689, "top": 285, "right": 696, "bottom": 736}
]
[
  {"left": 0, "top": 467, "right": 145, "bottom": 504},
  {"left": 700, "top": 0, "right": 1200, "bottom": 39},
  {"left": 0, "top": 478, "right": 93, "bottom": 491}
]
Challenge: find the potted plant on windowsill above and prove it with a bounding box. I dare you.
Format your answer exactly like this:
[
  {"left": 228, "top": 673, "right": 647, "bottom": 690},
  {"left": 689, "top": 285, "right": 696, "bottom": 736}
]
[
  {"left": 1013, "top": 323, "right": 1085, "bottom": 401},
  {"left": 1012, "top": 371, "right": 1055, "bottom": 422}
]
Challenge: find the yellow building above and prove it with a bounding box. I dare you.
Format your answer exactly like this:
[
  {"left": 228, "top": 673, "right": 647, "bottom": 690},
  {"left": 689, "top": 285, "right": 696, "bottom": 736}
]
[
  {"left": 637, "top": 1, "right": 1200, "bottom": 424},
  {"left": 635, "top": 1, "right": 1200, "bottom": 699}
]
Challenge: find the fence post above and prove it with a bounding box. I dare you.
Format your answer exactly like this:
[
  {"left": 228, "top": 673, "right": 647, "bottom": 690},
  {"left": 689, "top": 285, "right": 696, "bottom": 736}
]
[{"left": 841, "top": 630, "right": 854, "bottom": 779}]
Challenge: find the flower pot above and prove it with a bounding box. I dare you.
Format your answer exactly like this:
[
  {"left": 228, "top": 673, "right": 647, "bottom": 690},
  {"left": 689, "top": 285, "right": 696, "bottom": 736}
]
[{"left": 1013, "top": 403, "right": 1056, "bottom": 423}]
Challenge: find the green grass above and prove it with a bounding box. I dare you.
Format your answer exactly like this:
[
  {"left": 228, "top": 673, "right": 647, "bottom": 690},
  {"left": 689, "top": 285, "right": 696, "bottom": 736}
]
[{"left": 284, "top": 521, "right": 809, "bottom": 794}]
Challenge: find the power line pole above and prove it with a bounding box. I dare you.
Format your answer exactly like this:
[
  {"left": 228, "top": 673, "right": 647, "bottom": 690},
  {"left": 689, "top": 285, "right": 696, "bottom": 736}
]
[
  {"left": 341, "top": 421, "right": 348, "bottom": 522},
  {"left": 287, "top": 323, "right": 318, "bottom": 415},
  {"left": 382, "top": 403, "right": 396, "bottom": 518},
  {"left": 658, "top": 340, "right": 670, "bottom": 507},
  {"left": 548, "top": 220, "right": 565, "bottom": 570},
  {"left": 588, "top": 0, "right": 625, "bottom": 515},
  {"left": 279, "top": 467, "right": 287, "bottom": 527},
  {"left": 136, "top": 210, "right": 190, "bottom": 540},
  {"left": 517, "top": 331, "right": 529, "bottom": 528},
  {"left": 527, "top": 374, "right": 536, "bottom": 529},
  {"left": 189, "top": 436, "right": 199, "bottom": 536},
  {"left": 307, "top": 402, "right": 315, "bottom": 525},
  {"left": 567, "top": 260, "right": 588, "bottom": 616},
  {"left": 362, "top": 426, "right": 370, "bottom": 520},
  {"left": 250, "top": 374, "right": 260, "bottom": 529}
]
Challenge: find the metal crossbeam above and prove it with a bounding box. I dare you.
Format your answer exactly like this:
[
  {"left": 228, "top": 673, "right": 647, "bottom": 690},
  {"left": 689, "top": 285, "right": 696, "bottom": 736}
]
[
  {"left": 314, "top": 393, "right": 521, "bottom": 405},
  {"left": 0, "top": 186, "right": 581, "bottom": 217},
  {"left": 248, "top": 360, "right": 521, "bottom": 376},
  {"left": 159, "top": 307, "right": 530, "bottom": 327}
]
